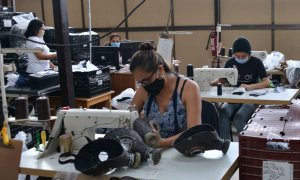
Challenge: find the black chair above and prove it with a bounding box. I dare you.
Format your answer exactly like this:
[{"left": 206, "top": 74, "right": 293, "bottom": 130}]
[{"left": 201, "top": 100, "right": 220, "bottom": 135}]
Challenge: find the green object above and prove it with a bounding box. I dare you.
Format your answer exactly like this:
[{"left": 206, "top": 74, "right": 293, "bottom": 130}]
[
  {"left": 269, "top": 79, "right": 275, "bottom": 88},
  {"left": 35, "top": 131, "right": 40, "bottom": 151}
]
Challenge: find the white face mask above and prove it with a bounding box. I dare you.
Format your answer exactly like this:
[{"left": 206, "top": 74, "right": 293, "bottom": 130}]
[
  {"left": 111, "top": 42, "right": 120, "bottom": 47},
  {"left": 235, "top": 57, "right": 249, "bottom": 64}
]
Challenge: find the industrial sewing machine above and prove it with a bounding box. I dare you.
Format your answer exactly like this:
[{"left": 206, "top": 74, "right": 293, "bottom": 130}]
[
  {"left": 193, "top": 67, "right": 238, "bottom": 91},
  {"left": 251, "top": 51, "right": 268, "bottom": 61},
  {"left": 40, "top": 108, "right": 139, "bottom": 158}
]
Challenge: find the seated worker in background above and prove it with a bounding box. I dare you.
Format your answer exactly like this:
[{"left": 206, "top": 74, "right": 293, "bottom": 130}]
[
  {"left": 15, "top": 19, "right": 57, "bottom": 87},
  {"left": 104, "top": 33, "right": 121, "bottom": 47},
  {"left": 130, "top": 42, "right": 202, "bottom": 148},
  {"left": 211, "top": 36, "right": 270, "bottom": 140}
]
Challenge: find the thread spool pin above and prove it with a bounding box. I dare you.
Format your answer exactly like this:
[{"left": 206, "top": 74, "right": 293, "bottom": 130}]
[
  {"left": 219, "top": 47, "right": 226, "bottom": 56},
  {"left": 228, "top": 48, "right": 233, "bottom": 57},
  {"left": 36, "top": 96, "right": 51, "bottom": 120},
  {"left": 15, "top": 96, "right": 29, "bottom": 120},
  {"left": 217, "top": 83, "right": 222, "bottom": 96},
  {"left": 187, "top": 64, "right": 194, "bottom": 80}
]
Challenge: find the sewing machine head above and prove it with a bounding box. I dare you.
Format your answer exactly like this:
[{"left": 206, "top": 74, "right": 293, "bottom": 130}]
[
  {"left": 193, "top": 68, "right": 238, "bottom": 91},
  {"left": 251, "top": 51, "right": 268, "bottom": 61},
  {"left": 41, "top": 108, "right": 139, "bottom": 157}
]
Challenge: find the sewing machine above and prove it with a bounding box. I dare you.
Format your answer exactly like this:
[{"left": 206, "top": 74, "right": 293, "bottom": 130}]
[
  {"left": 40, "top": 108, "right": 139, "bottom": 158},
  {"left": 251, "top": 51, "right": 268, "bottom": 61},
  {"left": 193, "top": 68, "right": 238, "bottom": 91}
]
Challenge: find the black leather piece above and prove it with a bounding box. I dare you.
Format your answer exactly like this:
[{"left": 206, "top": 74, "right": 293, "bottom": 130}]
[
  {"left": 58, "top": 152, "right": 75, "bottom": 164},
  {"left": 104, "top": 128, "right": 162, "bottom": 165},
  {"left": 74, "top": 138, "right": 134, "bottom": 176},
  {"left": 133, "top": 117, "right": 161, "bottom": 147},
  {"left": 201, "top": 100, "right": 220, "bottom": 135},
  {"left": 110, "top": 176, "right": 139, "bottom": 180},
  {"left": 117, "top": 97, "right": 132, "bottom": 102},
  {"left": 232, "top": 92, "right": 244, "bottom": 95},
  {"left": 174, "top": 124, "right": 230, "bottom": 156}
]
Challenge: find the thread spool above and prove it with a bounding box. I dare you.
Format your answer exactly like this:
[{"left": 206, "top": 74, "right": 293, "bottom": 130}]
[
  {"left": 15, "top": 97, "right": 29, "bottom": 119},
  {"left": 219, "top": 47, "right": 226, "bottom": 56},
  {"left": 36, "top": 96, "right": 51, "bottom": 120},
  {"left": 59, "top": 134, "right": 72, "bottom": 153},
  {"left": 187, "top": 64, "right": 194, "bottom": 79},
  {"left": 174, "top": 63, "right": 179, "bottom": 73},
  {"left": 228, "top": 48, "right": 233, "bottom": 57},
  {"left": 217, "top": 83, "right": 222, "bottom": 96}
]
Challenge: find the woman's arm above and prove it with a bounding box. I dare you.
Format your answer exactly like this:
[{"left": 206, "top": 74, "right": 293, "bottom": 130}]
[
  {"left": 158, "top": 134, "right": 181, "bottom": 148},
  {"left": 49, "top": 62, "right": 56, "bottom": 69},
  {"left": 184, "top": 80, "right": 202, "bottom": 127},
  {"left": 34, "top": 51, "right": 57, "bottom": 60},
  {"left": 211, "top": 78, "right": 227, "bottom": 86},
  {"left": 240, "top": 77, "right": 270, "bottom": 90},
  {"left": 130, "top": 86, "right": 148, "bottom": 114},
  {"left": 157, "top": 80, "right": 202, "bottom": 148}
]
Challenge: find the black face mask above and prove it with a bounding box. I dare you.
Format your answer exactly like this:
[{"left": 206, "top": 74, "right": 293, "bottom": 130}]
[{"left": 143, "top": 78, "right": 165, "bottom": 96}]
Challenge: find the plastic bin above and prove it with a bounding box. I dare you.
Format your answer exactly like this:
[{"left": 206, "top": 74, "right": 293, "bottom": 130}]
[{"left": 73, "top": 71, "right": 110, "bottom": 98}]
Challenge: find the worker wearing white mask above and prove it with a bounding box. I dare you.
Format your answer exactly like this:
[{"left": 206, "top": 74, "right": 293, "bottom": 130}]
[
  {"left": 211, "top": 36, "right": 269, "bottom": 140},
  {"left": 104, "top": 33, "right": 121, "bottom": 47}
]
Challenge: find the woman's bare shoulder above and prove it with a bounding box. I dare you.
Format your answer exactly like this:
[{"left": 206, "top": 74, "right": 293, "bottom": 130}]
[{"left": 182, "top": 77, "right": 200, "bottom": 91}]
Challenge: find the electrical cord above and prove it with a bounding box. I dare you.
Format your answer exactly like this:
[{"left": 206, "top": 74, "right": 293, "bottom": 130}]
[
  {"left": 165, "top": 1, "right": 173, "bottom": 34},
  {"left": 0, "top": 0, "right": 146, "bottom": 48}
]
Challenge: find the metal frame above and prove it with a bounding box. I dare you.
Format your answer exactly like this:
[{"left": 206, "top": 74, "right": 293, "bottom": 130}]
[
  {"left": 80, "top": 0, "right": 85, "bottom": 28},
  {"left": 41, "top": 0, "right": 45, "bottom": 24},
  {"left": 0, "top": 48, "right": 42, "bottom": 139},
  {"left": 123, "top": 0, "right": 129, "bottom": 39}
]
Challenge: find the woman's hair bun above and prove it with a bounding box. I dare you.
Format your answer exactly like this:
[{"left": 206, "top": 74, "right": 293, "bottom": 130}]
[{"left": 139, "top": 42, "right": 155, "bottom": 51}]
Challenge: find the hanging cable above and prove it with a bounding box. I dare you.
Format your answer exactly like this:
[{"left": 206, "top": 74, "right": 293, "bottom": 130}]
[{"left": 165, "top": 1, "right": 173, "bottom": 34}]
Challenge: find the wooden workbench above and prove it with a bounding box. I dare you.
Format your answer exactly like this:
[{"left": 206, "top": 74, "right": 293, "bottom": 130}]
[{"left": 49, "top": 91, "right": 114, "bottom": 114}]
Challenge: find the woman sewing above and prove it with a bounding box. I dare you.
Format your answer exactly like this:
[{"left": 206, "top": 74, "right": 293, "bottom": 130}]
[{"left": 130, "top": 42, "right": 202, "bottom": 148}]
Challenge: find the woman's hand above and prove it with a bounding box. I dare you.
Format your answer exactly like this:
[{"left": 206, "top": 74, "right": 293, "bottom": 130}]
[
  {"left": 240, "top": 84, "right": 252, "bottom": 91},
  {"left": 240, "top": 78, "right": 270, "bottom": 91},
  {"left": 49, "top": 62, "right": 56, "bottom": 70}
]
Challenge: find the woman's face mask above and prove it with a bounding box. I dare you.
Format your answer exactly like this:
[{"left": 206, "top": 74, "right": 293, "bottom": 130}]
[
  {"left": 235, "top": 57, "right": 249, "bottom": 64},
  {"left": 111, "top": 42, "right": 120, "bottom": 47},
  {"left": 143, "top": 78, "right": 165, "bottom": 96},
  {"left": 234, "top": 53, "right": 249, "bottom": 64}
]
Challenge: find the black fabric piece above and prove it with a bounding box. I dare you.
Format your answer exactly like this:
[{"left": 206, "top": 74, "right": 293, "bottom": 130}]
[
  {"left": 117, "top": 97, "right": 132, "bottom": 102},
  {"left": 104, "top": 128, "right": 162, "bottom": 165},
  {"left": 201, "top": 100, "right": 220, "bottom": 135},
  {"left": 58, "top": 152, "right": 76, "bottom": 164},
  {"left": 110, "top": 176, "right": 139, "bottom": 180},
  {"left": 62, "top": 138, "right": 134, "bottom": 176},
  {"left": 232, "top": 92, "right": 245, "bottom": 95},
  {"left": 143, "top": 78, "right": 165, "bottom": 96},
  {"left": 174, "top": 124, "right": 230, "bottom": 156},
  {"left": 133, "top": 117, "right": 161, "bottom": 147},
  {"left": 249, "top": 92, "right": 267, "bottom": 97},
  {"left": 249, "top": 94, "right": 259, "bottom": 97}
]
